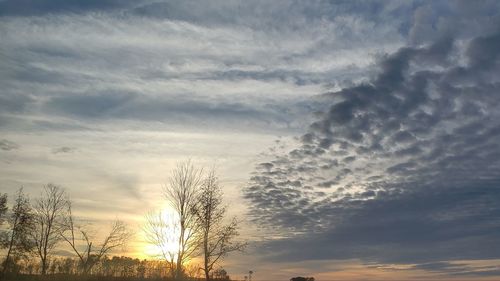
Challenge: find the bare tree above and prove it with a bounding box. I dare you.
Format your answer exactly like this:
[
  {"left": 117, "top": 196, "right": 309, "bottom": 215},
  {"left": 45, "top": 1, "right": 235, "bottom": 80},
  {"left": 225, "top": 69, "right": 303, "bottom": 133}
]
[
  {"left": 0, "top": 193, "right": 7, "bottom": 245},
  {"left": 194, "top": 170, "right": 246, "bottom": 281},
  {"left": 61, "top": 204, "right": 131, "bottom": 275},
  {"left": 0, "top": 193, "right": 8, "bottom": 271},
  {"left": 0, "top": 193, "right": 6, "bottom": 223},
  {"left": 143, "top": 211, "right": 179, "bottom": 278},
  {"left": 31, "top": 184, "right": 69, "bottom": 275},
  {"left": 163, "top": 161, "right": 203, "bottom": 279},
  {"left": 2, "top": 188, "right": 35, "bottom": 274}
]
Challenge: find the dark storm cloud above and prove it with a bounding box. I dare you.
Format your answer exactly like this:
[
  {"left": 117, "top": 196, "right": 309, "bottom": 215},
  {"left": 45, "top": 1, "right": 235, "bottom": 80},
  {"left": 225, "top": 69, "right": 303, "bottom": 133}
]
[{"left": 244, "top": 24, "right": 500, "bottom": 268}]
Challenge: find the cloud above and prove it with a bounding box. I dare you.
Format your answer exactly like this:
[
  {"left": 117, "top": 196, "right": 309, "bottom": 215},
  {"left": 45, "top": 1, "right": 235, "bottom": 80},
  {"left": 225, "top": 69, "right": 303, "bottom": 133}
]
[
  {"left": 410, "top": 261, "right": 500, "bottom": 277},
  {"left": 408, "top": 0, "right": 500, "bottom": 45},
  {"left": 256, "top": 180, "right": 500, "bottom": 263},
  {"left": 0, "top": 1, "right": 409, "bottom": 134},
  {"left": 52, "top": 146, "right": 76, "bottom": 154},
  {"left": 0, "top": 0, "right": 137, "bottom": 16},
  {"left": 41, "top": 89, "right": 310, "bottom": 133},
  {"left": 0, "top": 139, "right": 19, "bottom": 151},
  {"left": 0, "top": 93, "right": 33, "bottom": 113},
  {"left": 244, "top": 25, "right": 500, "bottom": 268},
  {"left": 2, "top": 1, "right": 500, "bottom": 278}
]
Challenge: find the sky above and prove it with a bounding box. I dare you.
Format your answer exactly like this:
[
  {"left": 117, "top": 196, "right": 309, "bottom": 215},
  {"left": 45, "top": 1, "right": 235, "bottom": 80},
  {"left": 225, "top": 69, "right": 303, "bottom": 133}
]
[{"left": 1, "top": 0, "right": 500, "bottom": 280}]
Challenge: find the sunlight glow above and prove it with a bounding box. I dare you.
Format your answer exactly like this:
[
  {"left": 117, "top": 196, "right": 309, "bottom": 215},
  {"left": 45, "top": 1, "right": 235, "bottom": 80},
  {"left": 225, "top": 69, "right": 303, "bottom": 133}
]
[{"left": 142, "top": 207, "right": 181, "bottom": 261}]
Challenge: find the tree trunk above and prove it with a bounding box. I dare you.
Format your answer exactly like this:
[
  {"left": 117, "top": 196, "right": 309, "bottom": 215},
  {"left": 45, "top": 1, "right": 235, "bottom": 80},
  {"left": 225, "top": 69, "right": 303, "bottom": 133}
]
[
  {"left": 3, "top": 228, "right": 16, "bottom": 273},
  {"left": 175, "top": 219, "right": 186, "bottom": 280},
  {"left": 205, "top": 269, "right": 210, "bottom": 281},
  {"left": 41, "top": 228, "right": 50, "bottom": 275},
  {"left": 41, "top": 257, "right": 47, "bottom": 275},
  {"left": 3, "top": 205, "right": 19, "bottom": 274},
  {"left": 204, "top": 231, "right": 210, "bottom": 281}
]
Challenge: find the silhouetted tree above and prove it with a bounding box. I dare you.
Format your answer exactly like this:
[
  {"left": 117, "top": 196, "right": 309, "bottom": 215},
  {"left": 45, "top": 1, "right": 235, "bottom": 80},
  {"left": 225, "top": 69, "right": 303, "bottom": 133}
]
[
  {"left": 193, "top": 169, "right": 246, "bottom": 281},
  {"left": 163, "top": 161, "right": 204, "bottom": 279},
  {"left": 0, "top": 193, "right": 6, "bottom": 223},
  {"left": 61, "top": 203, "right": 131, "bottom": 274},
  {"left": 184, "top": 262, "right": 203, "bottom": 278},
  {"left": 0, "top": 193, "right": 8, "bottom": 266},
  {"left": 213, "top": 268, "right": 229, "bottom": 280},
  {"left": 143, "top": 210, "right": 178, "bottom": 277},
  {"left": 290, "top": 277, "right": 315, "bottom": 281},
  {"left": 0, "top": 193, "right": 8, "bottom": 272},
  {"left": 30, "top": 184, "right": 70, "bottom": 275},
  {"left": 59, "top": 257, "right": 76, "bottom": 274},
  {"left": 0, "top": 193, "right": 7, "bottom": 247},
  {"left": 2, "top": 188, "right": 35, "bottom": 274}
]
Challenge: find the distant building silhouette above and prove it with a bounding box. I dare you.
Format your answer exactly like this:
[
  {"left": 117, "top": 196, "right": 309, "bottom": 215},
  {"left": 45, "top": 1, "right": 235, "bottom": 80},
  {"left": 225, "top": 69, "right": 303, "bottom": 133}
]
[{"left": 290, "top": 276, "right": 315, "bottom": 281}]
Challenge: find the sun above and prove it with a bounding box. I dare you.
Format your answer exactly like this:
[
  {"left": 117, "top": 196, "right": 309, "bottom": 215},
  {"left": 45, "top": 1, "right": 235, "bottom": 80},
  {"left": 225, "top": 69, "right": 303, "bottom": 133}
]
[{"left": 142, "top": 207, "right": 182, "bottom": 261}]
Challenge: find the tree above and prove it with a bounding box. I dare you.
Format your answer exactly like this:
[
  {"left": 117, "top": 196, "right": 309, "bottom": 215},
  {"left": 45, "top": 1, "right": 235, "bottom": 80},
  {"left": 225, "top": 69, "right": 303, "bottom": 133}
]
[
  {"left": 290, "top": 277, "right": 315, "bottom": 281},
  {"left": 0, "top": 193, "right": 7, "bottom": 272},
  {"left": 194, "top": 170, "right": 246, "bottom": 281},
  {"left": 0, "top": 193, "right": 7, "bottom": 242},
  {"left": 213, "top": 268, "right": 229, "bottom": 280},
  {"left": 61, "top": 204, "right": 131, "bottom": 274},
  {"left": 143, "top": 211, "right": 179, "bottom": 277},
  {"left": 163, "top": 161, "right": 203, "bottom": 279},
  {"left": 31, "top": 184, "right": 70, "bottom": 275},
  {"left": 2, "top": 188, "right": 35, "bottom": 274},
  {"left": 0, "top": 193, "right": 6, "bottom": 224}
]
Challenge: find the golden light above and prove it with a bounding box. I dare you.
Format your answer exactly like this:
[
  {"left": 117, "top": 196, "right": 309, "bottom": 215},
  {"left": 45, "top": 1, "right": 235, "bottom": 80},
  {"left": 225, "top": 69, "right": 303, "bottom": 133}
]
[{"left": 142, "top": 206, "right": 182, "bottom": 261}]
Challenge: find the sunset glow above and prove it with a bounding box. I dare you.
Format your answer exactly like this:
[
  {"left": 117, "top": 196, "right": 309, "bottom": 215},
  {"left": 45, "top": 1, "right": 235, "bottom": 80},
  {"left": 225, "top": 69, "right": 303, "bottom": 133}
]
[{"left": 141, "top": 208, "right": 181, "bottom": 261}]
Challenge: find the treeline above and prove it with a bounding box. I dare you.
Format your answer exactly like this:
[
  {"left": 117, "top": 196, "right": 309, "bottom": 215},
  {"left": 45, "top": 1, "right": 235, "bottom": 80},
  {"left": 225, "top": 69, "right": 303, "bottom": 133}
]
[
  {"left": 0, "top": 161, "right": 245, "bottom": 280},
  {"left": 0, "top": 184, "right": 131, "bottom": 279},
  {"left": 0, "top": 255, "right": 231, "bottom": 280}
]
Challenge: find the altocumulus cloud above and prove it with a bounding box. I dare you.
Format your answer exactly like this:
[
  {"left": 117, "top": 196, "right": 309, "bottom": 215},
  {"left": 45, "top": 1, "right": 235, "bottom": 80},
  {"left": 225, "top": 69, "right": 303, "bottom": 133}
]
[
  {"left": 244, "top": 1, "right": 500, "bottom": 275},
  {"left": 0, "top": 1, "right": 422, "bottom": 218}
]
